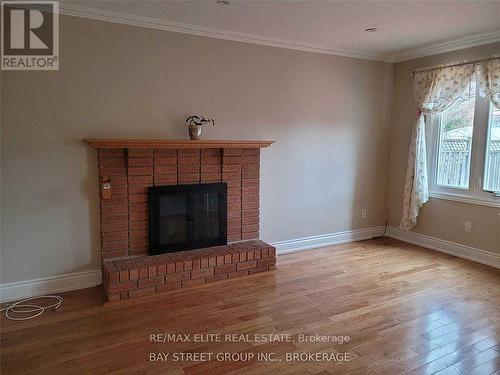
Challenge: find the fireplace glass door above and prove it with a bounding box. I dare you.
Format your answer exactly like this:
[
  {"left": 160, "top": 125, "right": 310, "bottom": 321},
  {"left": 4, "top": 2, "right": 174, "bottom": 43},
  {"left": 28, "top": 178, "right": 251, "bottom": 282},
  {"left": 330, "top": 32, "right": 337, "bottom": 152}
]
[
  {"left": 158, "top": 193, "right": 187, "bottom": 245},
  {"left": 149, "top": 183, "right": 227, "bottom": 254}
]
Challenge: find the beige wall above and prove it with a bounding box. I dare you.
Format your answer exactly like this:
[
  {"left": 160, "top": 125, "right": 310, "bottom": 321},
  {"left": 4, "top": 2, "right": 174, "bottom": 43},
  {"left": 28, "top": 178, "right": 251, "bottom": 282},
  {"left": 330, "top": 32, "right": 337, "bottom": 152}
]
[
  {"left": 1, "top": 16, "right": 393, "bottom": 284},
  {"left": 387, "top": 43, "right": 500, "bottom": 253}
]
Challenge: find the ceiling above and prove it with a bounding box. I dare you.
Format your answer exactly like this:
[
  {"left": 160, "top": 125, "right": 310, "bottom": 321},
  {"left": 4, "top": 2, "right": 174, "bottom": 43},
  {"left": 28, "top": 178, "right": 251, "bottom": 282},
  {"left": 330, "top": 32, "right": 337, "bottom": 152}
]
[{"left": 64, "top": 0, "right": 500, "bottom": 62}]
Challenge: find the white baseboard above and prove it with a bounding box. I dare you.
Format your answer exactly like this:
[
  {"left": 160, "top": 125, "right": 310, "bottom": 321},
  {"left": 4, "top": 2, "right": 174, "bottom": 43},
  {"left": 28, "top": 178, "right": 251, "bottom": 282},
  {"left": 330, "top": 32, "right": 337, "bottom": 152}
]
[
  {"left": 0, "top": 227, "right": 385, "bottom": 302},
  {"left": 0, "top": 270, "right": 102, "bottom": 303},
  {"left": 386, "top": 226, "right": 500, "bottom": 269},
  {"left": 2, "top": 226, "right": 496, "bottom": 303},
  {"left": 14, "top": 225, "right": 494, "bottom": 302},
  {"left": 271, "top": 226, "right": 386, "bottom": 255}
]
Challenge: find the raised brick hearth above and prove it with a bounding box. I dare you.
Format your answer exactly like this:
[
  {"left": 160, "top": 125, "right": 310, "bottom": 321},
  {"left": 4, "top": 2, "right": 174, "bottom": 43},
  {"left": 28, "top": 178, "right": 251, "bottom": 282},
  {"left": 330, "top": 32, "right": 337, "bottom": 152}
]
[
  {"left": 103, "top": 240, "right": 276, "bottom": 301},
  {"left": 86, "top": 139, "right": 274, "bottom": 301}
]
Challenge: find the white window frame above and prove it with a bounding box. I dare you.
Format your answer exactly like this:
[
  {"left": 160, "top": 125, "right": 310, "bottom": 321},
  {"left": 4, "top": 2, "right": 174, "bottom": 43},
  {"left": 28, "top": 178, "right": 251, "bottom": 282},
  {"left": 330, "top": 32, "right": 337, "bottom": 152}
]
[{"left": 426, "top": 86, "right": 500, "bottom": 208}]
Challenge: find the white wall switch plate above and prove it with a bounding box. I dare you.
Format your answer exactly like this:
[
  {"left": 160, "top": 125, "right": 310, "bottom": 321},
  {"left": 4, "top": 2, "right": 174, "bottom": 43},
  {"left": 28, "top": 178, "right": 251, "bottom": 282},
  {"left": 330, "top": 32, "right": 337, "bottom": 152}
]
[{"left": 464, "top": 221, "right": 472, "bottom": 233}]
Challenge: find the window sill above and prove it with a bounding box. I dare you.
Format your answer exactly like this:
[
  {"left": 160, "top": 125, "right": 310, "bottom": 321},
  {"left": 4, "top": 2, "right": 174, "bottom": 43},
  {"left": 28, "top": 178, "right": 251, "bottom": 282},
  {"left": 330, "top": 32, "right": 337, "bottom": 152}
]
[{"left": 429, "top": 192, "right": 500, "bottom": 208}]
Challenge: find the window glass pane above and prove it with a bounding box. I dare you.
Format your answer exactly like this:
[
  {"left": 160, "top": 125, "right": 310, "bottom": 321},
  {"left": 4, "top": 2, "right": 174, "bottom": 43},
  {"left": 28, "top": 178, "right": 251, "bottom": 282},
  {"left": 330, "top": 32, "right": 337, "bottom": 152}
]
[
  {"left": 436, "top": 96, "right": 475, "bottom": 188},
  {"left": 484, "top": 105, "right": 500, "bottom": 192}
]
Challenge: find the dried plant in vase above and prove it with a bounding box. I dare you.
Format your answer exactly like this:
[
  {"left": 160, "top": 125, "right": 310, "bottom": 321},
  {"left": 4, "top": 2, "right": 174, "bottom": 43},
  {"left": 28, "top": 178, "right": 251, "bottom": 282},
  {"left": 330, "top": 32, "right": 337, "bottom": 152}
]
[{"left": 185, "top": 116, "right": 215, "bottom": 140}]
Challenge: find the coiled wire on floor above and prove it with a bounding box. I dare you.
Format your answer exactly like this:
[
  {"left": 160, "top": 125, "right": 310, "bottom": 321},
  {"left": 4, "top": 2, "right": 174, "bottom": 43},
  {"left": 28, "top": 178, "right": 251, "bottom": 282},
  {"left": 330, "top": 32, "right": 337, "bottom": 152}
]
[{"left": 0, "top": 295, "right": 63, "bottom": 321}]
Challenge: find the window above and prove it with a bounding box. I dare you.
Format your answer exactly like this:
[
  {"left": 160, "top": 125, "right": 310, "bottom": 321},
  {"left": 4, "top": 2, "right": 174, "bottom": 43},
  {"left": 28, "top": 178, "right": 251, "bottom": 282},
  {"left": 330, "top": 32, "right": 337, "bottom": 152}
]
[
  {"left": 436, "top": 94, "right": 475, "bottom": 189},
  {"left": 428, "top": 84, "right": 500, "bottom": 207},
  {"left": 484, "top": 106, "right": 500, "bottom": 192}
]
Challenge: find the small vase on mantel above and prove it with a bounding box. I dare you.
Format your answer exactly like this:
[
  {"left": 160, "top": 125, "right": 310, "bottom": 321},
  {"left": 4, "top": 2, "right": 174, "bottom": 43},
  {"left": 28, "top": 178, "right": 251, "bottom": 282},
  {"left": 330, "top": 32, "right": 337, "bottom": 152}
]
[
  {"left": 188, "top": 124, "right": 202, "bottom": 140},
  {"left": 185, "top": 116, "right": 215, "bottom": 140}
]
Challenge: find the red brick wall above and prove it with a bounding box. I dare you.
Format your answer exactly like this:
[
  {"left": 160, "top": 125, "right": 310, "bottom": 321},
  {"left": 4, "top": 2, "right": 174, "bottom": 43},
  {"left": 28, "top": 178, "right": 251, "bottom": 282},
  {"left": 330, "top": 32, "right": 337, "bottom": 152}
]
[{"left": 98, "top": 147, "right": 260, "bottom": 260}]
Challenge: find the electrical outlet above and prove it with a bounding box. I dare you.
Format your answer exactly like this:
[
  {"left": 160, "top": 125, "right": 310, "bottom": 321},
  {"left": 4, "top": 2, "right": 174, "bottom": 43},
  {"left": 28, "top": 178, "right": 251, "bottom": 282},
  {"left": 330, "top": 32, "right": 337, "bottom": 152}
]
[
  {"left": 361, "top": 208, "right": 367, "bottom": 218},
  {"left": 464, "top": 221, "right": 472, "bottom": 233}
]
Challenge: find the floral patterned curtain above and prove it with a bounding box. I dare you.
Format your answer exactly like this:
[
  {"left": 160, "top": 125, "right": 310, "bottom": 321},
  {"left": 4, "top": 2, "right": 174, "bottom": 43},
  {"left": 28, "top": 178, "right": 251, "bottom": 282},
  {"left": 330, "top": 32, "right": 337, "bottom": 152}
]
[
  {"left": 400, "top": 58, "right": 500, "bottom": 230},
  {"left": 478, "top": 58, "right": 500, "bottom": 108},
  {"left": 400, "top": 63, "right": 476, "bottom": 230}
]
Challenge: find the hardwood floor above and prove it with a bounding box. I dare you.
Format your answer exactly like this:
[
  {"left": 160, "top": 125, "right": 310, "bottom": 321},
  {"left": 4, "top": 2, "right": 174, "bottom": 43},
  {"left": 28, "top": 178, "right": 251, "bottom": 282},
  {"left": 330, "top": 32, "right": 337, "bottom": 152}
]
[{"left": 1, "top": 238, "right": 499, "bottom": 374}]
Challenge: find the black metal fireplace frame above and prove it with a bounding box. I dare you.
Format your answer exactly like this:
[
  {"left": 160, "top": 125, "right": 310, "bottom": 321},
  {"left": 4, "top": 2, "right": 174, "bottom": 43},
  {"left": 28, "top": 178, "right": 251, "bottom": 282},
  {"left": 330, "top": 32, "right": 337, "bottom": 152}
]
[{"left": 148, "top": 183, "right": 227, "bottom": 255}]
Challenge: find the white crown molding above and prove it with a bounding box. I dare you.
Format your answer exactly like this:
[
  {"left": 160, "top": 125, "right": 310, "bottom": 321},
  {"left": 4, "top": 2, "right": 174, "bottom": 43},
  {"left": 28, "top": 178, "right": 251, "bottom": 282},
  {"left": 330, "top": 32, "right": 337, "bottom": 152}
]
[
  {"left": 386, "top": 226, "right": 500, "bottom": 269},
  {"left": 53, "top": 3, "right": 500, "bottom": 64},
  {"left": 57, "top": 3, "right": 394, "bottom": 62},
  {"left": 270, "top": 226, "right": 385, "bottom": 255},
  {"left": 0, "top": 270, "right": 101, "bottom": 303},
  {"left": 391, "top": 30, "right": 500, "bottom": 62},
  {"left": 56, "top": 3, "right": 500, "bottom": 64}
]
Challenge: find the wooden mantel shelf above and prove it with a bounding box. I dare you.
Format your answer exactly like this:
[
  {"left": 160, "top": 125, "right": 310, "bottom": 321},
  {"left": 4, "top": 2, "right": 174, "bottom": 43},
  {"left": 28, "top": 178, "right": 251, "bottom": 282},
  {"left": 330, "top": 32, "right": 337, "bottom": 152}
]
[{"left": 84, "top": 139, "right": 274, "bottom": 149}]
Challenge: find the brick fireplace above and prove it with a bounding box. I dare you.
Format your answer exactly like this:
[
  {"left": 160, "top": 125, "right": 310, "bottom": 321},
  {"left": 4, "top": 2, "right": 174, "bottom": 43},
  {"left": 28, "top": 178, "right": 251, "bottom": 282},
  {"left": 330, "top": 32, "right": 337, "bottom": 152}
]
[{"left": 85, "top": 139, "right": 275, "bottom": 301}]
